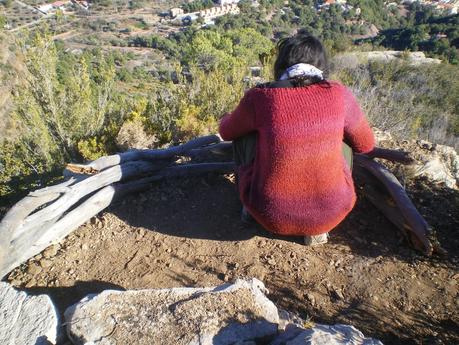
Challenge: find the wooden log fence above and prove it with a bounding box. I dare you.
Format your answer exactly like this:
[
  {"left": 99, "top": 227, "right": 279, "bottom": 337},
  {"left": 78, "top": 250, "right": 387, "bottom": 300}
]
[{"left": 0, "top": 135, "right": 442, "bottom": 278}]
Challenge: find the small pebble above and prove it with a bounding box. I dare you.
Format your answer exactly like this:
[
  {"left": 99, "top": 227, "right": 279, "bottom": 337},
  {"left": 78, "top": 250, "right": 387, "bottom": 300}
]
[
  {"left": 11, "top": 279, "right": 22, "bottom": 286},
  {"left": 27, "top": 264, "right": 42, "bottom": 275},
  {"left": 267, "top": 258, "right": 276, "bottom": 266},
  {"left": 39, "top": 259, "right": 52, "bottom": 268},
  {"left": 43, "top": 245, "right": 59, "bottom": 258},
  {"left": 25, "top": 278, "right": 36, "bottom": 288},
  {"left": 305, "top": 293, "right": 316, "bottom": 306},
  {"left": 331, "top": 287, "right": 344, "bottom": 300}
]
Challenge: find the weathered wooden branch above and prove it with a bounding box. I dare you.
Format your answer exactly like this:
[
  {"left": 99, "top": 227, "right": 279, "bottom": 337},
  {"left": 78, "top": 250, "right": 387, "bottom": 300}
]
[
  {"left": 364, "top": 147, "right": 416, "bottom": 165},
  {"left": 1, "top": 162, "right": 235, "bottom": 277},
  {"left": 64, "top": 135, "right": 223, "bottom": 175},
  {"left": 354, "top": 155, "right": 442, "bottom": 256},
  {"left": 0, "top": 135, "right": 437, "bottom": 279},
  {"left": 354, "top": 162, "right": 431, "bottom": 255}
]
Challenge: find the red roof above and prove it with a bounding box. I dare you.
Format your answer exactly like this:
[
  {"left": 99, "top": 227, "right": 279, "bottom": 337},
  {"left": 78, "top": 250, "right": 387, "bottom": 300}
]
[{"left": 52, "top": 1, "right": 67, "bottom": 6}]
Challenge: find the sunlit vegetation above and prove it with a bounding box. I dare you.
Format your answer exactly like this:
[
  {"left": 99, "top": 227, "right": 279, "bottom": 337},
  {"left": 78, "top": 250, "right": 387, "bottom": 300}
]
[{"left": 0, "top": 0, "right": 458, "bottom": 205}]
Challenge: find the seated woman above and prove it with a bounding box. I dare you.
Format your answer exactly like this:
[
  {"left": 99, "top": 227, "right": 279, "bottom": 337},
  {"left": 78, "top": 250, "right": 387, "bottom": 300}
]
[{"left": 218, "top": 31, "right": 375, "bottom": 245}]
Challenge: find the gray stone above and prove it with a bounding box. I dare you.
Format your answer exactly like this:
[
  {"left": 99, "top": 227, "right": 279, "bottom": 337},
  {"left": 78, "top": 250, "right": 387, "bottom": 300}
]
[
  {"left": 373, "top": 128, "right": 459, "bottom": 190},
  {"left": 65, "top": 278, "right": 279, "bottom": 345},
  {"left": 43, "top": 244, "right": 59, "bottom": 258},
  {"left": 0, "top": 282, "right": 60, "bottom": 345},
  {"left": 349, "top": 50, "right": 441, "bottom": 65},
  {"left": 411, "top": 143, "right": 459, "bottom": 190},
  {"left": 270, "top": 323, "right": 383, "bottom": 345}
]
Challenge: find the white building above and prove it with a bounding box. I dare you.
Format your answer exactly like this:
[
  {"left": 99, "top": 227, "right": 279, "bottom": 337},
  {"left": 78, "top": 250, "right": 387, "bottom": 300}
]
[
  {"left": 217, "top": 0, "right": 240, "bottom": 6},
  {"left": 37, "top": 4, "right": 53, "bottom": 14},
  {"left": 170, "top": 7, "right": 184, "bottom": 18},
  {"left": 199, "top": 3, "right": 240, "bottom": 19}
]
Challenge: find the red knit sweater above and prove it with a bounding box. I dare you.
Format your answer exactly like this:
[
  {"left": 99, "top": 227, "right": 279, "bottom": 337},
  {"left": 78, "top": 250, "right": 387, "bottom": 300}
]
[{"left": 219, "top": 81, "right": 375, "bottom": 236}]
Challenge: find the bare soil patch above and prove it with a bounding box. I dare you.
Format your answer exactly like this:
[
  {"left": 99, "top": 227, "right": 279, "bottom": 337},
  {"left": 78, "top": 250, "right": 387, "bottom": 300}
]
[{"left": 6, "top": 173, "right": 459, "bottom": 345}]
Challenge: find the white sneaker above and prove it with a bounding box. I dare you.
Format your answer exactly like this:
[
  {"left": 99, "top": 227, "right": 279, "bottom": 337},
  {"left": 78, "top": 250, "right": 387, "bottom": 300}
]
[{"left": 304, "top": 233, "right": 328, "bottom": 246}]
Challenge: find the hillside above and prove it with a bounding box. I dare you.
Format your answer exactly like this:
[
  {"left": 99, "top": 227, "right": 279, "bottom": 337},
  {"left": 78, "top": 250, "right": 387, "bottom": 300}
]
[
  {"left": 1, "top": 0, "right": 459, "bottom": 205},
  {"left": 4, "top": 133, "right": 459, "bottom": 345},
  {"left": 1, "top": 2, "right": 458, "bottom": 344}
]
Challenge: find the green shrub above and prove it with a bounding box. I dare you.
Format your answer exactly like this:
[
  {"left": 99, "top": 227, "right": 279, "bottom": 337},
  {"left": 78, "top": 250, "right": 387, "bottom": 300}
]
[
  {"left": 332, "top": 58, "right": 459, "bottom": 147},
  {"left": 0, "top": 27, "right": 123, "bottom": 198},
  {"left": 145, "top": 65, "right": 247, "bottom": 143}
]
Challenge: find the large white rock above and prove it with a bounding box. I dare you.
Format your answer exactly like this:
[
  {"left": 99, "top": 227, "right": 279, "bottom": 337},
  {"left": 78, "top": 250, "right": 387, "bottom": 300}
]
[
  {"left": 349, "top": 50, "right": 442, "bottom": 65},
  {"left": 373, "top": 128, "right": 459, "bottom": 190},
  {"left": 270, "top": 324, "right": 383, "bottom": 345},
  {"left": 411, "top": 143, "right": 459, "bottom": 190},
  {"left": 65, "top": 278, "right": 279, "bottom": 345},
  {"left": 0, "top": 282, "right": 60, "bottom": 345}
]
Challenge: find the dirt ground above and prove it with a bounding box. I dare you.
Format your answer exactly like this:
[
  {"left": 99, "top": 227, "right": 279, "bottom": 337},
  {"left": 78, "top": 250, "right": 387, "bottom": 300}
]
[{"left": 6, "top": 172, "right": 459, "bottom": 345}]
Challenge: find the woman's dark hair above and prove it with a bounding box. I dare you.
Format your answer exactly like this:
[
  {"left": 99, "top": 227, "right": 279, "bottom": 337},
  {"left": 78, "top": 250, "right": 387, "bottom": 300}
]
[{"left": 273, "top": 31, "right": 329, "bottom": 86}]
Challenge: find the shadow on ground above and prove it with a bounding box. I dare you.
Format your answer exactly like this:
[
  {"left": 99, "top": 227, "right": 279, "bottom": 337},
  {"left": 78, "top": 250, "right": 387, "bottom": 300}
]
[
  {"left": 110, "top": 172, "right": 458, "bottom": 264},
  {"left": 110, "top": 174, "right": 262, "bottom": 242},
  {"left": 268, "top": 274, "right": 459, "bottom": 345},
  {"left": 8, "top": 172, "right": 458, "bottom": 345}
]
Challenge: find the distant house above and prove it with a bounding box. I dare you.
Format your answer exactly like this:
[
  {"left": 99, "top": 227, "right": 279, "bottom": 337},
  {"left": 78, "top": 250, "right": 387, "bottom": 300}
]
[
  {"left": 198, "top": 3, "right": 240, "bottom": 20},
  {"left": 217, "top": 0, "right": 240, "bottom": 5},
  {"left": 317, "top": 0, "right": 348, "bottom": 11},
  {"left": 322, "top": 0, "right": 347, "bottom": 5},
  {"left": 37, "top": 4, "right": 53, "bottom": 14},
  {"left": 170, "top": 7, "right": 184, "bottom": 18},
  {"left": 437, "top": 3, "right": 458, "bottom": 15},
  {"left": 52, "top": 0, "right": 69, "bottom": 9},
  {"left": 175, "top": 3, "right": 240, "bottom": 25},
  {"left": 37, "top": 0, "right": 70, "bottom": 13}
]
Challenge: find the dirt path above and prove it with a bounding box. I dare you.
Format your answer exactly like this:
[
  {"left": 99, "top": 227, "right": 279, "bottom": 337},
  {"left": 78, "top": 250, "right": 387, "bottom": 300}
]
[{"left": 6, "top": 174, "right": 459, "bottom": 344}]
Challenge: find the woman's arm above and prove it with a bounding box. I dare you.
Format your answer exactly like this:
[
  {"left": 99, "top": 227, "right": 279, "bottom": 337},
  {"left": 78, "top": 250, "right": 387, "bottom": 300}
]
[
  {"left": 219, "top": 89, "right": 256, "bottom": 141},
  {"left": 342, "top": 87, "right": 375, "bottom": 154}
]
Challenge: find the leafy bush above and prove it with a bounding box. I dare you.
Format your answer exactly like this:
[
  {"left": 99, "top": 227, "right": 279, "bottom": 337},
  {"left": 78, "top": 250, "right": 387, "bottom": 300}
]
[
  {"left": 146, "top": 65, "right": 248, "bottom": 143},
  {"left": 332, "top": 57, "right": 459, "bottom": 148},
  {"left": 373, "top": 12, "right": 459, "bottom": 64},
  {"left": 0, "top": 28, "right": 124, "bottom": 199}
]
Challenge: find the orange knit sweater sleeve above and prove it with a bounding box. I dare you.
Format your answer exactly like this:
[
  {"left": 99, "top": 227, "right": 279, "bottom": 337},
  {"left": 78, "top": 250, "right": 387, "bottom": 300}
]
[
  {"left": 219, "top": 89, "right": 256, "bottom": 141},
  {"left": 342, "top": 86, "right": 375, "bottom": 153}
]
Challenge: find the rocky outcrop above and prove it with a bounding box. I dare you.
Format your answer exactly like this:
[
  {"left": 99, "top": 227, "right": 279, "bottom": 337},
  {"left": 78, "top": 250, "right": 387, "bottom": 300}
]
[
  {"left": 374, "top": 129, "right": 459, "bottom": 190},
  {"left": 410, "top": 142, "right": 459, "bottom": 190},
  {"left": 270, "top": 324, "right": 383, "bottom": 345},
  {"left": 64, "top": 278, "right": 383, "bottom": 345},
  {"left": 0, "top": 282, "right": 60, "bottom": 345},
  {"left": 65, "top": 278, "right": 280, "bottom": 345},
  {"left": 343, "top": 50, "right": 442, "bottom": 65}
]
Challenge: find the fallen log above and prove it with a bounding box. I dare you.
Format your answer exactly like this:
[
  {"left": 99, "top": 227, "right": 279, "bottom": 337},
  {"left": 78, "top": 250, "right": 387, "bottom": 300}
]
[
  {"left": 0, "top": 136, "right": 438, "bottom": 278},
  {"left": 354, "top": 158, "right": 432, "bottom": 255},
  {"left": 364, "top": 147, "right": 415, "bottom": 165},
  {"left": 64, "top": 135, "right": 223, "bottom": 174}
]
